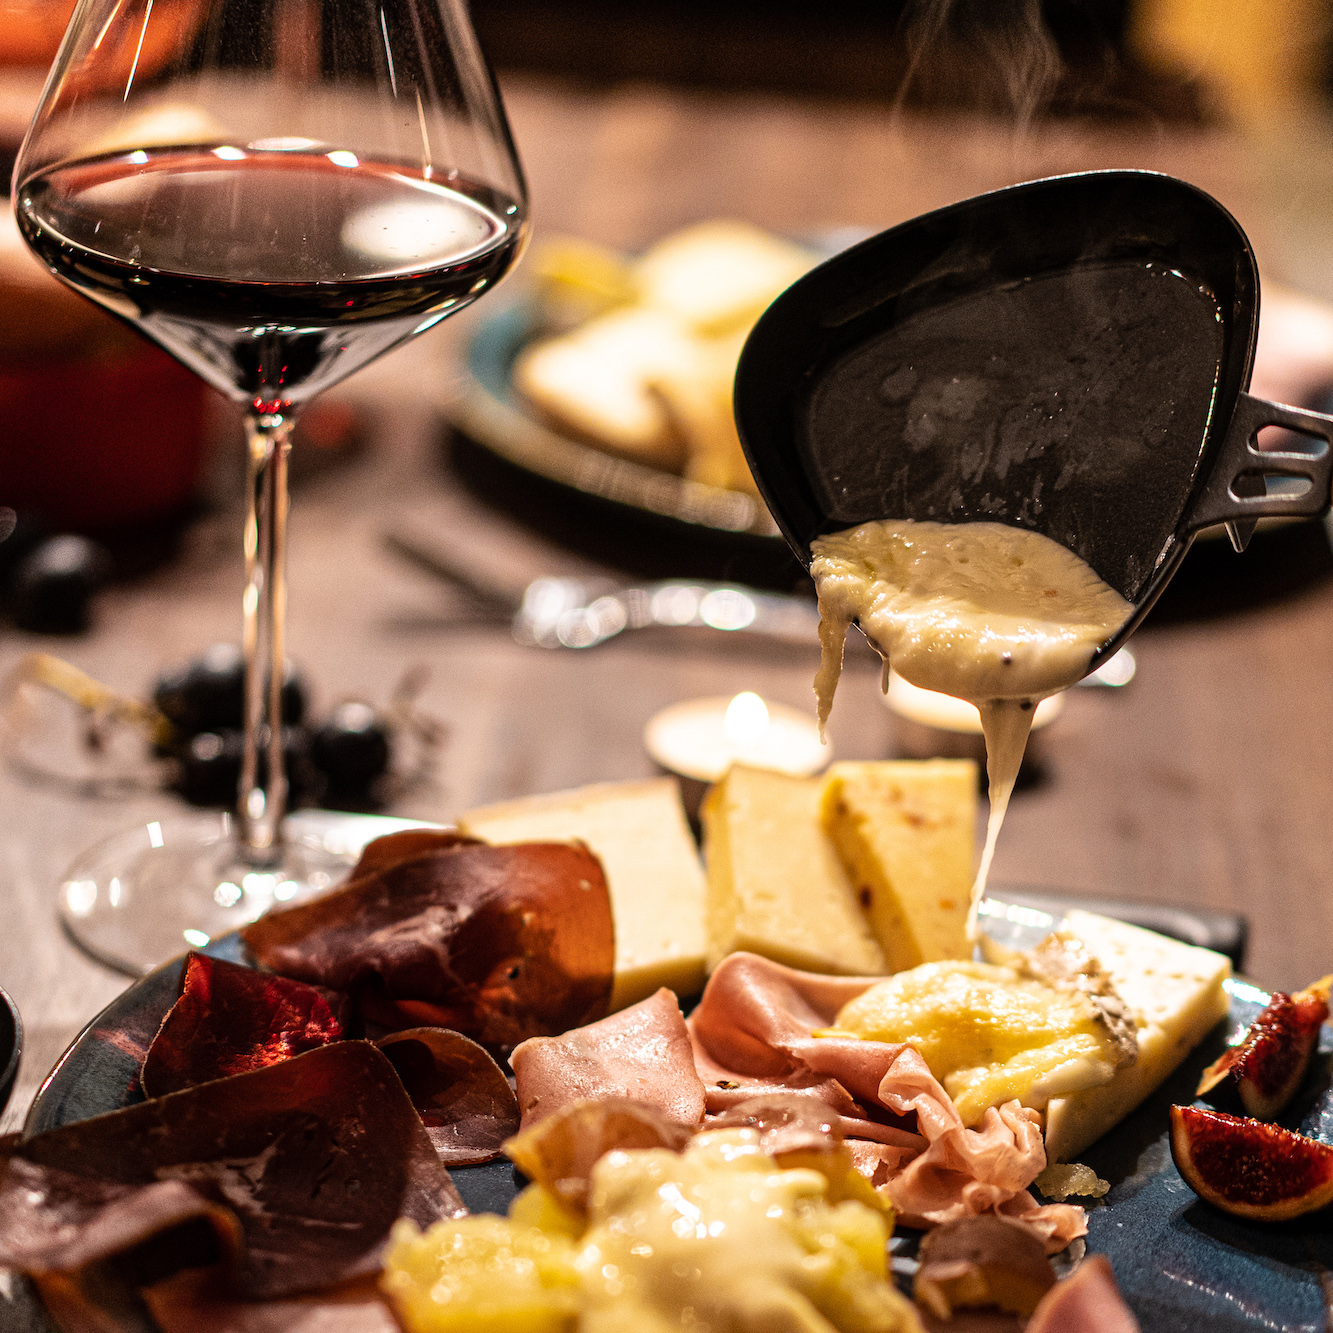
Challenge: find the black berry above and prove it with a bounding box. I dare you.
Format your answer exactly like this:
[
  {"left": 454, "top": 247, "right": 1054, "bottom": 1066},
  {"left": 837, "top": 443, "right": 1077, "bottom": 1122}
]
[
  {"left": 311, "top": 701, "right": 391, "bottom": 802},
  {"left": 10, "top": 535, "right": 110, "bottom": 634}
]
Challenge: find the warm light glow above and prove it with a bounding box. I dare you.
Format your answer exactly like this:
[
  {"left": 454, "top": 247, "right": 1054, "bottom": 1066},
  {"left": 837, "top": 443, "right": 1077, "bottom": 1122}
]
[
  {"left": 212, "top": 145, "right": 246, "bottom": 161},
  {"left": 723, "top": 691, "right": 769, "bottom": 749},
  {"left": 327, "top": 150, "right": 359, "bottom": 168}
]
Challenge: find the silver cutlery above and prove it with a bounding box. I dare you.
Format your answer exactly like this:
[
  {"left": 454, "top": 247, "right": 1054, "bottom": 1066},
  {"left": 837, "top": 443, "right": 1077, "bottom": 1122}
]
[{"left": 383, "top": 526, "right": 1135, "bottom": 682}]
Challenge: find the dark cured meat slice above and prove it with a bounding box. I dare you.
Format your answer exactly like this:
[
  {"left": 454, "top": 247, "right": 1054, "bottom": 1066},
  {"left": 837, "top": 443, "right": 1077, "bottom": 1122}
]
[
  {"left": 242, "top": 838, "right": 615, "bottom": 1053},
  {"left": 0, "top": 1154, "right": 240, "bottom": 1277},
  {"left": 7, "top": 1043, "right": 464, "bottom": 1300},
  {"left": 349, "top": 829, "right": 480, "bottom": 877},
  {"left": 375, "top": 1027, "right": 520, "bottom": 1164},
  {"left": 141, "top": 953, "right": 348, "bottom": 1098}
]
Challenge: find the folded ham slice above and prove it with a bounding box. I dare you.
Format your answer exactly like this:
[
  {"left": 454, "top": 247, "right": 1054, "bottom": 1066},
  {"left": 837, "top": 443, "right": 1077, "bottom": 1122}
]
[
  {"left": 1025, "top": 1255, "right": 1142, "bottom": 1332},
  {"left": 689, "top": 953, "right": 1086, "bottom": 1252},
  {"left": 512, "top": 986, "right": 706, "bottom": 1130}
]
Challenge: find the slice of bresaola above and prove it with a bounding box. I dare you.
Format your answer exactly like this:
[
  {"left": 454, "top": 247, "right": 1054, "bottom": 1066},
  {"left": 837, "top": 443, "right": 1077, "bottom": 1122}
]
[
  {"left": 141, "top": 952, "right": 349, "bottom": 1098},
  {"left": 376, "top": 1027, "right": 520, "bottom": 1164},
  {"left": 0, "top": 1042, "right": 464, "bottom": 1301},
  {"left": 242, "top": 832, "right": 615, "bottom": 1053}
]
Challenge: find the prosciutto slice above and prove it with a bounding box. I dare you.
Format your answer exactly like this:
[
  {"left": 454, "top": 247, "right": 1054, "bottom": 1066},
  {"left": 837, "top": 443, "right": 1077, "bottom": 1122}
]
[
  {"left": 689, "top": 953, "right": 1086, "bottom": 1252},
  {"left": 1025, "top": 1255, "right": 1142, "bottom": 1332},
  {"left": 511, "top": 986, "right": 706, "bottom": 1130}
]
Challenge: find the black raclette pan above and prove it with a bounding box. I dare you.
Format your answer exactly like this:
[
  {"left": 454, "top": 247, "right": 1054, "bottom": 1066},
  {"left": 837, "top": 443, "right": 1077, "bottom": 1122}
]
[{"left": 734, "top": 170, "right": 1333, "bottom": 663}]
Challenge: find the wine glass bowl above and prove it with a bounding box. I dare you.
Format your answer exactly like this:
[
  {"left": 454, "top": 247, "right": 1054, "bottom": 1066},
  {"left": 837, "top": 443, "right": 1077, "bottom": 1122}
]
[{"left": 13, "top": 0, "right": 527, "bottom": 973}]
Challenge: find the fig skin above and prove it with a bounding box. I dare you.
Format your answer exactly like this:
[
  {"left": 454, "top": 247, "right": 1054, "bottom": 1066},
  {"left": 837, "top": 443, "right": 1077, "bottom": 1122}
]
[
  {"left": 1169, "top": 1105, "right": 1333, "bottom": 1222},
  {"left": 1197, "top": 974, "right": 1330, "bottom": 1120}
]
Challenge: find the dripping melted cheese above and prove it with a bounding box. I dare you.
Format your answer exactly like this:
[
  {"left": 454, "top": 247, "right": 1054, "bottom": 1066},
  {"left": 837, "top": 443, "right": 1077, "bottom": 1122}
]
[{"left": 810, "top": 519, "right": 1131, "bottom": 938}]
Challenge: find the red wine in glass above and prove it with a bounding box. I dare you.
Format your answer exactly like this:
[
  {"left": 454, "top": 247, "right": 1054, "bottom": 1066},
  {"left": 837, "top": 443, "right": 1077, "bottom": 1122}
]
[
  {"left": 17, "top": 147, "right": 523, "bottom": 409},
  {"left": 14, "top": 0, "right": 529, "bottom": 974}
]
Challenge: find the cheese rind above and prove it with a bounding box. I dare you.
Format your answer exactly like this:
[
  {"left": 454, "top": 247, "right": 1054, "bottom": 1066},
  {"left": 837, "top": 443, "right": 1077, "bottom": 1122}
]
[
  {"left": 459, "top": 779, "right": 708, "bottom": 1011},
  {"left": 1043, "top": 910, "right": 1232, "bottom": 1163},
  {"left": 701, "top": 764, "right": 886, "bottom": 976},
  {"left": 819, "top": 760, "right": 976, "bottom": 972}
]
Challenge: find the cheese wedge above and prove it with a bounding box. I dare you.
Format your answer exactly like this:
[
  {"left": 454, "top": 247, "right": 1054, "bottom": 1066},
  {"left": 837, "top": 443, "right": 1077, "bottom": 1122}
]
[
  {"left": 701, "top": 764, "right": 886, "bottom": 976},
  {"left": 458, "top": 779, "right": 707, "bottom": 1011},
  {"left": 819, "top": 760, "right": 976, "bottom": 971},
  {"left": 1043, "top": 911, "right": 1232, "bottom": 1163}
]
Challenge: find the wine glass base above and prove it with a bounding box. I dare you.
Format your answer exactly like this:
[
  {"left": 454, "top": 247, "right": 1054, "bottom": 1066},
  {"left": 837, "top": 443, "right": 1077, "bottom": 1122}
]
[{"left": 57, "top": 809, "right": 435, "bottom": 976}]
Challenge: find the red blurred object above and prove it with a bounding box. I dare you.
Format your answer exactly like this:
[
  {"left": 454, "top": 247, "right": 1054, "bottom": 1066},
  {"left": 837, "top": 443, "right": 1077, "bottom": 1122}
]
[{"left": 0, "top": 345, "right": 211, "bottom": 530}]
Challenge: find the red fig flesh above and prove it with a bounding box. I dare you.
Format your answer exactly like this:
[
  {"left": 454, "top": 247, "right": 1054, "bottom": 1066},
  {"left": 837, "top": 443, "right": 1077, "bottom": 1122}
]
[
  {"left": 1196, "top": 974, "right": 1329, "bottom": 1120},
  {"left": 1170, "top": 1104, "right": 1333, "bottom": 1222}
]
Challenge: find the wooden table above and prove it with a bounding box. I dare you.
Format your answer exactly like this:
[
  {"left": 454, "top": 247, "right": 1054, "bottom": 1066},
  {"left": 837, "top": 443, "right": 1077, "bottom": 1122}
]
[{"left": 5, "top": 74, "right": 1333, "bottom": 1135}]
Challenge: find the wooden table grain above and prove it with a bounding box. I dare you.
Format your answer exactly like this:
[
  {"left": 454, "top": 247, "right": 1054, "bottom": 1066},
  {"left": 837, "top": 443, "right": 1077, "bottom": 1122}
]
[{"left": 5, "top": 74, "right": 1333, "bottom": 1136}]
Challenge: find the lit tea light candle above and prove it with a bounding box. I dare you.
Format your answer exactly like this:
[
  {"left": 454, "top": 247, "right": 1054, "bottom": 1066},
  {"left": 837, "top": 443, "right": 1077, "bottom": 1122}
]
[
  {"left": 885, "top": 670, "right": 1063, "bottom": 767},
  {"left": 645, "top": 692, "right": 829, "bottom": 812}
]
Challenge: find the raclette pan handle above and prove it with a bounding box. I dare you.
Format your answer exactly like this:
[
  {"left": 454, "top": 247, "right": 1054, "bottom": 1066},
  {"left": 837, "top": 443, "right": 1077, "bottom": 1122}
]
[{"left": 1185, "top": 391, "right": 1333, "bottom": 552}]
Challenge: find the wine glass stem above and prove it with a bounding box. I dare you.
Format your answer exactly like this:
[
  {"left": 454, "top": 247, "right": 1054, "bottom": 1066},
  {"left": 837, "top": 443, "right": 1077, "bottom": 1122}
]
[{"left": 238, "top": 413, "right": 293, "bottom": 865}]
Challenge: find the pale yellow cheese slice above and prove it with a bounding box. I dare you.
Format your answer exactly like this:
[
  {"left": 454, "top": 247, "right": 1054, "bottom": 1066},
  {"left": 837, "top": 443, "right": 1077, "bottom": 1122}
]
[
  {"left": 458, "top": 779, "right": 707, "bottom": 1011},
  {"left": 701, "top": 764, "right": 886, "bottom": 976},
  {"left": 634, "top": 220, "right": 816, "bottom": 336},
  {"left": 819, "top": 760, "right": 976, "bottom": 972},
  {"left": 1043, "top": 910, "right": 1232, "bottom": 1163}
]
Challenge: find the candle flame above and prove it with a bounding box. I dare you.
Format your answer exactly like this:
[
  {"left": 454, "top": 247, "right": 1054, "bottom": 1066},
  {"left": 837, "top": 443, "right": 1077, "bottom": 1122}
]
[{"left": 723, "top": 691, "right": 769, "bottom": 749}]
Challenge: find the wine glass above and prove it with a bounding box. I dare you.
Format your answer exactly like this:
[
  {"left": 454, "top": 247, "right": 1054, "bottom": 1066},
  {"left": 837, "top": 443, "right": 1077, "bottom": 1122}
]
[{"left": 12, "top": 0, "right": 527, "bottom": 973}]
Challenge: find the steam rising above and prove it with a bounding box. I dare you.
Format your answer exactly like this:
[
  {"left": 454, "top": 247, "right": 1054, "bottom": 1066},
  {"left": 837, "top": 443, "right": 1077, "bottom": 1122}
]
[{"left": 898, "top": 0, "right": 1064, "bottom": 123}]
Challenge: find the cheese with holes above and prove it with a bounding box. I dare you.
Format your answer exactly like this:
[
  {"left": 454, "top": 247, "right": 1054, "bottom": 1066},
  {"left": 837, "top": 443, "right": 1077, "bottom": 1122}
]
[
  {"left": 458, "top": 779, "right": 707, "bottom": 1010},
  {"left": 701, "top": 764, "right": 886, "bottom": 976},
  {"left": 1043, "top": 910, "right": 1231, "bottom": 1163},
  {"left": 819, "top": 760, "right": 976, "bottom": 972}
]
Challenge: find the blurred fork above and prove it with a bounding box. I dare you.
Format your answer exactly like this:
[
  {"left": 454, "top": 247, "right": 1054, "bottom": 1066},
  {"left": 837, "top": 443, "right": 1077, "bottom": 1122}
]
[{"left": 383, "top": 524, "right": 1135, "bottom": 680}]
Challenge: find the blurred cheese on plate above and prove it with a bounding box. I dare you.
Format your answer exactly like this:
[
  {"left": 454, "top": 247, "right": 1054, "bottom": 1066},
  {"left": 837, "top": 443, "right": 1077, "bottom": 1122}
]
[
  {"left": 634, "top": 220, "right": 815, "bottom": 335},
  {"left": 513, "top": 306, "right": 698, "bottom": 468},
  {"left": 459, "top": 778, "right": 707, "bottom": 1010},
  {"left": 820, "top": 760, "right": 976, "bottom": 972},
  {"left": 701, "top": 764, "right": 886, "bottom": 976}
]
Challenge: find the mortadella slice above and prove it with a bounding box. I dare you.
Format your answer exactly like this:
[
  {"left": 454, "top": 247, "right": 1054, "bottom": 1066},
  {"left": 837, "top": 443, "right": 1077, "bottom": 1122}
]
[{"left": 511, "top": 986, "right": 706, "bottom": 1130}]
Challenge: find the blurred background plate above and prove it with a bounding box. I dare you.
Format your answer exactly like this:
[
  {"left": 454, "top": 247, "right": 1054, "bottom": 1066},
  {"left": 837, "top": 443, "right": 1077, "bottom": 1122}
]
[{"left": 444, "top": 302, "right": 782, "bottom": 540}]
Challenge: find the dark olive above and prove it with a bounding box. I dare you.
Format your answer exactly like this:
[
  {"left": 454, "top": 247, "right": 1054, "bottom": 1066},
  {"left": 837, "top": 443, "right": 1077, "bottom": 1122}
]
[
  {"left": 172, "top": 725, "right": 317, "bottom": 808},
  {"left": 10, "top": 534, "right": 111, "bottom": 635},
  {"left": 153, "top": 644, "right": 307, "bottom": 735},
  {"left": 310, "top": 701, "right": 391, "bottom": 803}
]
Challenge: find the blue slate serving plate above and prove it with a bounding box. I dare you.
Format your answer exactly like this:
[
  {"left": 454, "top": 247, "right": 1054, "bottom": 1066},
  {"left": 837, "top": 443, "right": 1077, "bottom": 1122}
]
[{"left": 4, "top": 896, "right": 1329, "bottom": 1332}]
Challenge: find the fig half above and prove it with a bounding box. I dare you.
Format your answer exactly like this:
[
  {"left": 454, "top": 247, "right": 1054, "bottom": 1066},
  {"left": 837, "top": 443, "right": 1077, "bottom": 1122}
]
[
  {"left": 1169, "top": 1104, "right": 1333, "bottom": 1222},
  {"left": 1196, "top": 974, "right": 1330, "bottom": 1120}
]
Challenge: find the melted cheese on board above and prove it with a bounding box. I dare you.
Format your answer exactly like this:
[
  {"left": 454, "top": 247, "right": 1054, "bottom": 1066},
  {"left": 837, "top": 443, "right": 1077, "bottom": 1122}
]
[
  {"left": 1041, "top": 911, "right": 1231, "bottom": 1162},
  {"left": 827, "top": 960, "right": 1124, "bottom": 1126},
  {"left": 810, "top": 520, "right": 1131, "bottom": 936},
  {"left": 383, "top": 1134, "right": 922, "bottom": 1333}
]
